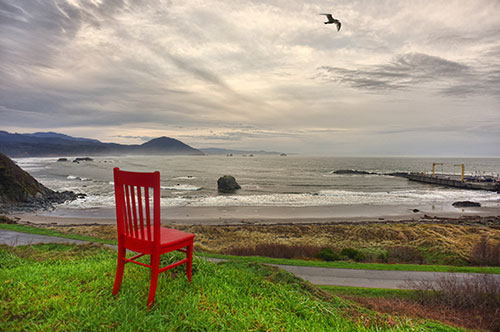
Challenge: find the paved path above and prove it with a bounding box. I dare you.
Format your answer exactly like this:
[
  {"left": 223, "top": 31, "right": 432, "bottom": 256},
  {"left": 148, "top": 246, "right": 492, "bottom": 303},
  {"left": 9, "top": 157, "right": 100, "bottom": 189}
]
[
  {"left": 0, "top": 229, "right": 90, "bottom": 246},
  {"left": 269, "top": 264, "right": 498, "bottom": 289},
  {"left": 2, "top": 229, "right": 499, "bottom": 289}
]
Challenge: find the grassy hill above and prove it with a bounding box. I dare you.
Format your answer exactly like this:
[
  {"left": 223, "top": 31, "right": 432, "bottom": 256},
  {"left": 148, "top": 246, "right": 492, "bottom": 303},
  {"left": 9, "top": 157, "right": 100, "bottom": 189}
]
[{"left": 0, "top": 243, "right": 463, "bottom": 331}]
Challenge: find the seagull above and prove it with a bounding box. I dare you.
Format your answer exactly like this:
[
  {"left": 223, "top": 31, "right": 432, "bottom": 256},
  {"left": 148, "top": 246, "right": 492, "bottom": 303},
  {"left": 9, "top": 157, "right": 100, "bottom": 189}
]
[{"left": 320, "top": 13, "right": 341, "bottom": 31}]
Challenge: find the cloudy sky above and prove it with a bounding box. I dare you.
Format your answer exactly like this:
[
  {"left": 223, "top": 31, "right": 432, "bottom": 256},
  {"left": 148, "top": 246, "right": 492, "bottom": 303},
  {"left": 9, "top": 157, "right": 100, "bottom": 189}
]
[{"left": 1, "top": 0, "right": 499, "bottom": 156}]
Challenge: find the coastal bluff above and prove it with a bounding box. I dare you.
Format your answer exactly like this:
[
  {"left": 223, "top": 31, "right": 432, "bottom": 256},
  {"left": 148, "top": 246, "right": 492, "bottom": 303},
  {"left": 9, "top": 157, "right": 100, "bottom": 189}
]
[{"left": 0, "top": 152, "right": 79, "bottom": 211}]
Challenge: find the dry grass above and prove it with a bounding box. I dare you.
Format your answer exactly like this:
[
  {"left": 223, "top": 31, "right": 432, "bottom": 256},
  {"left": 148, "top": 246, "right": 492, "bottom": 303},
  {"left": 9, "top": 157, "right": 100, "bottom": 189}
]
[
  {"left": 386, "top": 246, "right": 425, "bottom": 264},
  {"left": 176, "top": 222, "right": 500, "bottom": 265},
  {"left": 39, "top": 221, "right": 500, "bottom": 265},
  {"left": 225, "top": 242, "right": 323, "bottom": 259}
]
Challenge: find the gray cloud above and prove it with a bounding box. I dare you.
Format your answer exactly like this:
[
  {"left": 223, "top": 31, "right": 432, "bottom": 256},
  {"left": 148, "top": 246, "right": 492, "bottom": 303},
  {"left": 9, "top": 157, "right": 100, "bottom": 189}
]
[
  {"left": 318, "top": 53, "right": 476, "bottom": 94},
  {"left": 179, "top": 129, "right": 297, "bottom": 142},
  {"left": 113, "top": 135, "right": 154, "bottom": 142}
]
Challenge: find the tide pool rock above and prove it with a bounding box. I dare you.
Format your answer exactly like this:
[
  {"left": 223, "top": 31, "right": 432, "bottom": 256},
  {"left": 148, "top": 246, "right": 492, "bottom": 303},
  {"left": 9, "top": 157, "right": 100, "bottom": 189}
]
[{"left": 452, "top": 201, "right": 481, "bottom": 208}]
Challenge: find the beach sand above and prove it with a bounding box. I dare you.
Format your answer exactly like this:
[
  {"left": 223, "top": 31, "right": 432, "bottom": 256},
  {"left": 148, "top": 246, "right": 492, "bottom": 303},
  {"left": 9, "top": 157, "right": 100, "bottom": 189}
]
[{"left": 10, "top": 204, "right": 500, "bottom": 226}]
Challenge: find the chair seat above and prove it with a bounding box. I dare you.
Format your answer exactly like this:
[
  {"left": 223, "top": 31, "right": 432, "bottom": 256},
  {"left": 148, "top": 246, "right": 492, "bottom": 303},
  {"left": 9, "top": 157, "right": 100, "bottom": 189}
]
[{"left": 159, "top": 227, "right": 195, "bottom": 246}]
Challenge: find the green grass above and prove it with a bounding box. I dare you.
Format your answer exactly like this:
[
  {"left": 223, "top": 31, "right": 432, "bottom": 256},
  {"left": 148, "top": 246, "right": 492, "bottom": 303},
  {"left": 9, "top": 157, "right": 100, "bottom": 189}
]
[
  {"left": 3, "top": 223, "right": 500, "bottom": 274},
  {"left": 200, "top": 252, "right": 500, "bottom": 274},
  {"left": 0, "top": 243, "right": 465, "bottom": 331},
  {"left": 0, "top": 223, "right": 115, "bottom": 245}
]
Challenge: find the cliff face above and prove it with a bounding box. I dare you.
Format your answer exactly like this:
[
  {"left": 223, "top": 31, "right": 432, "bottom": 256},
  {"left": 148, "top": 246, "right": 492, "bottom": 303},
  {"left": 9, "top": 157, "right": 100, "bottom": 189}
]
[
  {"left": 0, "top": 153, "right": 79, "bottom": 213},
  {"left": 0, "top": 152, "right": 53, "bottom": 203}
]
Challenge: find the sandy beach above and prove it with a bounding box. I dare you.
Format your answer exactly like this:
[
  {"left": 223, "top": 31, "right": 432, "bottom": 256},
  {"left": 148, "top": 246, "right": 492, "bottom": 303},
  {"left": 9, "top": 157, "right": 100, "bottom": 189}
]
[{"left": 10, "top": 204, "right": 500, "bottom": 226}]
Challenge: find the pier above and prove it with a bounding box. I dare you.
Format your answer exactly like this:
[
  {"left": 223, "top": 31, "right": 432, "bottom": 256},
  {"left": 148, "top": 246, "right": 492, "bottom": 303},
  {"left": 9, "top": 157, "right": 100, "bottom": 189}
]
[
  {"left": 407, "top": 173, "right": 500, "bottom": 192},
  {"left": 406, "top": 162, "right": 500, "bottom": 192}
]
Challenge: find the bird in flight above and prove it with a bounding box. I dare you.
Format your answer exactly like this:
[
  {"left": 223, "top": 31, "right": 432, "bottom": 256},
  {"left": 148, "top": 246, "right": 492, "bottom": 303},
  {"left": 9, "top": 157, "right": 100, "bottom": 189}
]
[{"left": 320, "top": 13, "right": 341, "bottom": 31}]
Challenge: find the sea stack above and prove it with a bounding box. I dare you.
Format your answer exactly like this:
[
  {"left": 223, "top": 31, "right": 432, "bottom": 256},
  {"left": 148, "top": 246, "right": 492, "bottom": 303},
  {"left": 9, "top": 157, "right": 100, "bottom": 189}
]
[{"left": 217, "top": 175, "right": 241, "bottom": 193}]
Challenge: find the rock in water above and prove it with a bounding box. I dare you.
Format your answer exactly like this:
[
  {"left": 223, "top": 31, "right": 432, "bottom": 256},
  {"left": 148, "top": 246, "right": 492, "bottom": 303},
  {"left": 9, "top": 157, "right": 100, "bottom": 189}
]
[
  {"left": 333, "top": 169, "right": 372, "bottom": 175},
  {"left": 452, "top": 201, "right": 481, "bottom": 208},
  {"left": 73, "top": 157, "right": 93, "bottom": 162},
  {"left": 0, "top": 152, "right": 78, "bottom": 211},
  {"left": 217, "top": 175, "right": 241, "bottom": 193}
]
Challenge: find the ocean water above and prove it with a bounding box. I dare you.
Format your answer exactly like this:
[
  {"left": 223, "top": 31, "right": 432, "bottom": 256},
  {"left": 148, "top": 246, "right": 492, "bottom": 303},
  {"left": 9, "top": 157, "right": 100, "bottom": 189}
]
[{"left": 13, "top": 155, "right": 500, "bottom": 217}]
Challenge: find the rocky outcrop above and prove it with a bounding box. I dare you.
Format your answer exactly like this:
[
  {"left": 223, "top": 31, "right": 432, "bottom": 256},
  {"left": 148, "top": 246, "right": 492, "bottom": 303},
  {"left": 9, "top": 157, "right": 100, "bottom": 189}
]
[
  {"left": 452, "top": 201, "right": 481, "bottom": 208},
  {"left": 385, "top": 172, "right": 410, "bottom": 178},
  {"left": 217, "top": 175, "right": 241, "bottom": 193},
  {"left": 333, "top": 169, "right": 374, "bottom": 175},
  {"left": 0, "top": 152, "right": 81, "bottom": 212},
  {"left": 73, "top": 157, "right": 93, "bottom": 162}
]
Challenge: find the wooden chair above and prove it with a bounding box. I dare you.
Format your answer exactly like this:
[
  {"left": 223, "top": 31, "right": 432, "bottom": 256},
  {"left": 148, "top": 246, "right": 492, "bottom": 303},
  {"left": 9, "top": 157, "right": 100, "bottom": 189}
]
[{"left": 112, "top": 167, "right": 195, "bottom": 307}]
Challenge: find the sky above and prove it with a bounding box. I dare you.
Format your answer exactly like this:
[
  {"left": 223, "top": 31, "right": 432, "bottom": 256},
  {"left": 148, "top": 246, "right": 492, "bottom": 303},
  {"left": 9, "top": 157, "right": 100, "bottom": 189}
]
[{"left": 1, "top": 0, "right": 499, "bottom": 156}]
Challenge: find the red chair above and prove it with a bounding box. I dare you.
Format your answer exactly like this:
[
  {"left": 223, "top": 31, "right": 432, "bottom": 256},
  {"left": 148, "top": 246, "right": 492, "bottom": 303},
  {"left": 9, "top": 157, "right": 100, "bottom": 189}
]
[{"left": 112, "top": 167, "right": 195, "bottom": 307}]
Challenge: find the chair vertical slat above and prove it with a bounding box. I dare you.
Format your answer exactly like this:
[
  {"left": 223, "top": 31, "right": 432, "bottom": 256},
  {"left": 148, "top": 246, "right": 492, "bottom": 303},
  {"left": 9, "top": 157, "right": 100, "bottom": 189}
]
[
  {"left": 153, "top": 172, "right": 161, "bottom": 244},
  {"left": 137, "top": 186, "right": 145, "bottom": 240},
  {"left": 122, "top": 203, "right": 129, "bottom": 236},
  {"left": 130, "top": 186, "right": 139, "bottom": 238},
  {"left": 120, "top": 184, "right": 129, "bottom": 236},
  {"left": 145, "top": 187, "right": 152, "bottom": 241},
  {"left": 125, "top": 184, "right": 134, "bottom": 237}
]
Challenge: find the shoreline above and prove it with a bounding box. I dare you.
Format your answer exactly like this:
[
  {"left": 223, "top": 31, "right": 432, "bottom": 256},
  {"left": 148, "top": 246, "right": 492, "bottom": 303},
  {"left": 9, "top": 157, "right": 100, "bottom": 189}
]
[{"left": 9, "top": 204, "right": 500, "bottom": 226}]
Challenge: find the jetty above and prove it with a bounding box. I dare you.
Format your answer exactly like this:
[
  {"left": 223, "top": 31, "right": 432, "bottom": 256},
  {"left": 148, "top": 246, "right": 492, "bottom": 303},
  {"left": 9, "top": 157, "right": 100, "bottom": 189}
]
[{"left": 407, "top": 163, "right": 500, "bottom": 192}]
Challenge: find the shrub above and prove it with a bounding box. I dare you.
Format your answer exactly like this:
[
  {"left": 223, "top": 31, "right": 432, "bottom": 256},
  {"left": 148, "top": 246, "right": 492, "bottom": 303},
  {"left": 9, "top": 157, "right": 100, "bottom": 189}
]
[
  {"left": 352, "top": 251, "right": 365, "bottom": 262},
  {"left": 409, "top": 273, "right": 500, "bottom": 331},
  {"left": 386, "top": 246, "right": 425, "bottom": 264},
  {"left": 316, "top": 248, "right": 341, "bottom": 261},
  {"left": 340, "top": 248, "right": 360, "bottom": 260},
  {"left": 0, "top": 215, "right": 16, "bottom": 224},
  {"left": 225, "top": 243, "right": 321, "bottom": 259},
  {"left": 471, "top": 235, "right": 500, "bottom": 266},
  {"left": 377, "top": 251, "right": 388, "bottom": 263}
]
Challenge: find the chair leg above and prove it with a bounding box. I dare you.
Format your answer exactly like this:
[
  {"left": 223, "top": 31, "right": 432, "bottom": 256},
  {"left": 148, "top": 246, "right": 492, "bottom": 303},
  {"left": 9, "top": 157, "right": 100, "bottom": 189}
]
[
  {"left": 147, "top": 253, "right": 160, "bottom": 308},
  {"left": 112, "top": 245, "right": 126, "bottom": 295},
  {"left": 186, "top": 244, "right": 193, "bottom": 282}
]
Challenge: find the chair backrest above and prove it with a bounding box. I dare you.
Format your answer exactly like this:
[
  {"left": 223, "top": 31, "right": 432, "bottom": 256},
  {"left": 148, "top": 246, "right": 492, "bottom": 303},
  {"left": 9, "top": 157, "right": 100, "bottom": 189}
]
[{"left": 113, "top": 168, "right": 161, "bottom": 243}]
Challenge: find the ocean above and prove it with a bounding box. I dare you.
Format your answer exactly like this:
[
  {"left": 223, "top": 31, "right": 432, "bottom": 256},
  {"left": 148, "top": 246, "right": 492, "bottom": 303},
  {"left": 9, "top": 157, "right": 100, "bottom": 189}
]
[{"left": 13, "top": 155, "right": 500, "bottom": 221}]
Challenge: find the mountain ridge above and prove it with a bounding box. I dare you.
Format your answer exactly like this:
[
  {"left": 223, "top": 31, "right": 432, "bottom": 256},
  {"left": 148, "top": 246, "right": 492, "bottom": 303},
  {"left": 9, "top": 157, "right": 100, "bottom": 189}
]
[{"left": 0, "top": 131, "right": 203, "bottom": 157}]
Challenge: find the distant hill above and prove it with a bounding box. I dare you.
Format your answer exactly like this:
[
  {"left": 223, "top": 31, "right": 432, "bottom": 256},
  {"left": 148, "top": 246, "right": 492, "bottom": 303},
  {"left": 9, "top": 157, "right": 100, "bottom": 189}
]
[
  {"left": 139, "top": 136, "right": 203, "bottom": 155},
  {"left": 0, "top": 131, "right": 203, "bottom": 157},
  {"left": 200, "top": 148, "right": 282, "bottom": 155},
  {"left": 24, "top": 132, "right": 101, "bottom": 143}
]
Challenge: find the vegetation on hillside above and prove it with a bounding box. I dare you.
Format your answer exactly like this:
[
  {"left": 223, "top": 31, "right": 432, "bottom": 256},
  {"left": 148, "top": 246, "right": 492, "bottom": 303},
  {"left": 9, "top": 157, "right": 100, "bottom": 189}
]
[
  {"left": 0, "top": 243, "right": 464, "bottom": 331},
  {"left": 38, "top": 221, "right": 500, "bottom": 266},
  {"left": 324, "top": 269, "right": 500, "bottom": 332}
]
